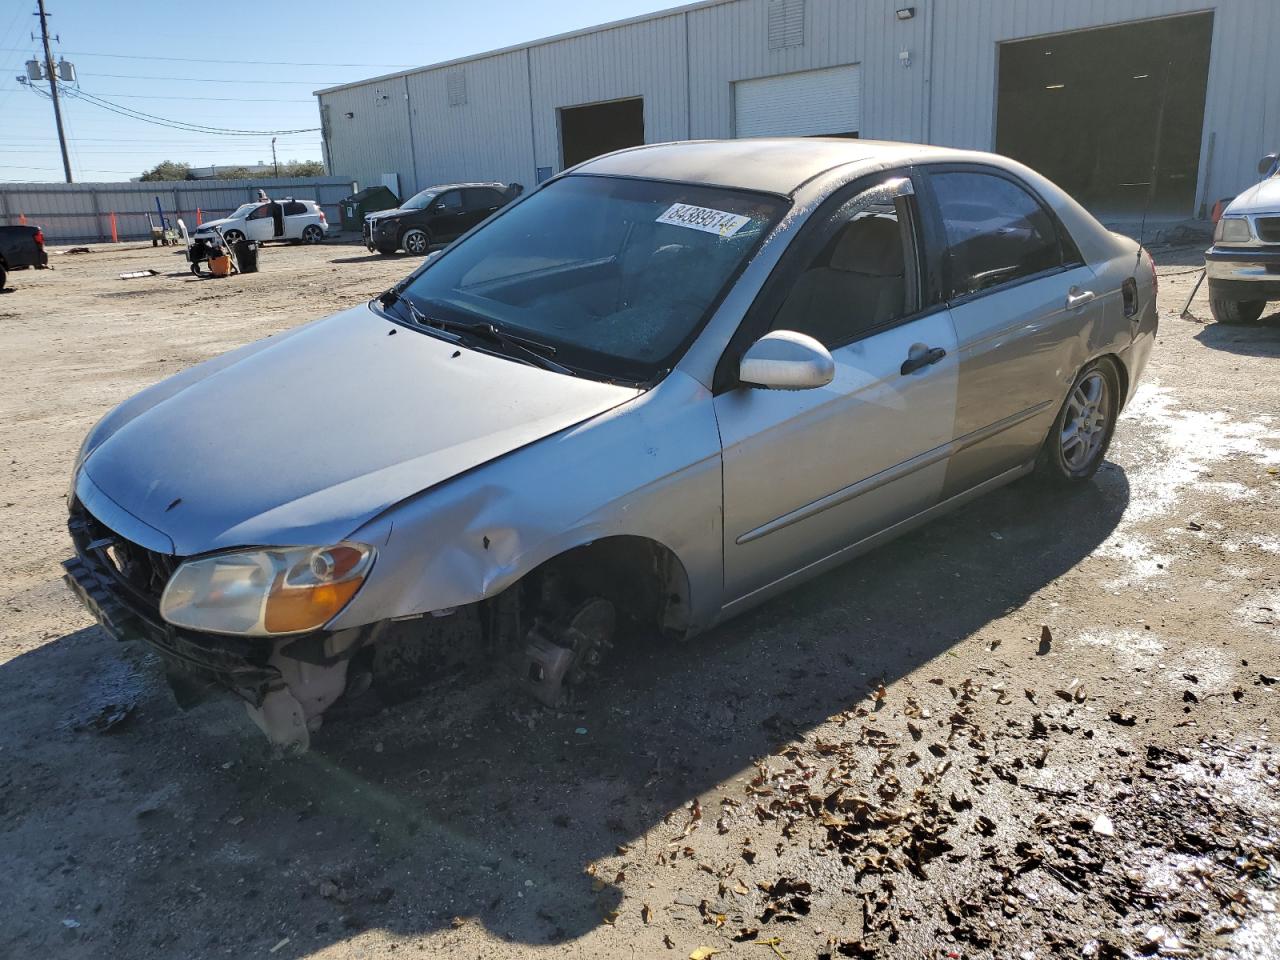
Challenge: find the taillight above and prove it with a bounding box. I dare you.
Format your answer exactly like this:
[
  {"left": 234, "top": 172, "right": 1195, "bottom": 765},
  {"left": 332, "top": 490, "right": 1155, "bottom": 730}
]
[
  {"left": 318, "top": 210, "right": 326, "bottom": 222},
  {"left": 1144, "top": 246, "right": 1157, "bottom": 301},
  {"left": 34, "top": 229, "right": 44, "bottom": 247}
]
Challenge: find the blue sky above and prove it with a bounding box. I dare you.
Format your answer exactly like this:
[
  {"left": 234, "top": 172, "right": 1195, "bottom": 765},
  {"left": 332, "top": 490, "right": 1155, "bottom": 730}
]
[{"left": 0, "top": 0, "right": 677, "bottom": 183}]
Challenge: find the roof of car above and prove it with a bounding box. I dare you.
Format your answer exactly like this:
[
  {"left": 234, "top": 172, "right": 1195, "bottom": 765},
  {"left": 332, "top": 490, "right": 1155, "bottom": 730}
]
[
  {"left": 422, "top": 181, "right": 509, "bottom": 191},
  {"left": 573, "top": 138, "right": 952, "bottom": 195}
]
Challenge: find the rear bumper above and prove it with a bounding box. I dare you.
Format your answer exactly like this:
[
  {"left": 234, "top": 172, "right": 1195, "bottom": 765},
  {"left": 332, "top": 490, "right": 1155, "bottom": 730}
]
[{"left": 1205, "top": 245, "right": 1280, "bottom": 298}]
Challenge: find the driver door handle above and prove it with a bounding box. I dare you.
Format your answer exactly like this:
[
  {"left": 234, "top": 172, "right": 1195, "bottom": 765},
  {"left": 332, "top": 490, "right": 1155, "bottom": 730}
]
[
  {"left": 1066, "top": 287, "right": 1096, "bottom": 309},
  {"left": 900, "top": 346, "right": 947, "bottom": 375}
]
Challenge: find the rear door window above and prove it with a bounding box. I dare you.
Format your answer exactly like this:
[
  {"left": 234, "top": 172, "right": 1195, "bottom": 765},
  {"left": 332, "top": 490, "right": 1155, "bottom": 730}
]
[
  {"left": 927, "top": 170, "right": 1068, "bottom": 298},
  {"left": 283, "top": 201, "right": 308, "bottom": 216},
  {"left": 464, "top": 188, "right": 505, "bottom": 210}
]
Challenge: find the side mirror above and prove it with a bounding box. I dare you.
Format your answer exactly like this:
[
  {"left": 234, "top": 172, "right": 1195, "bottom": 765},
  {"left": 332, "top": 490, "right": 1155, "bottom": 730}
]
[
  {"left": 1259, "top": 153, "right": 1279, "bottom": 177},
  {"left": 739, "top": 330, "right": 835, "bottom": 390}
]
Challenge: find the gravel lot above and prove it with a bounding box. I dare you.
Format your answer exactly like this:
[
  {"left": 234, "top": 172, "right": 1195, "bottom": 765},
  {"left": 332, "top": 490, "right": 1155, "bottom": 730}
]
[{"left": 1, "top": 234, "right": 1277, "bottom": 960}]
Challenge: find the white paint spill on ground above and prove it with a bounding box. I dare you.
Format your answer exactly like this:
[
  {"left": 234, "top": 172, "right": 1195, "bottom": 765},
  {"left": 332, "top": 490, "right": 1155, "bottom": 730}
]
[
  {"left": 1072, "top": 627, "right": 1165, "bottom": 671},
  {"left": 1100, "top": 381, "right": 1280, "bottom": 586}
]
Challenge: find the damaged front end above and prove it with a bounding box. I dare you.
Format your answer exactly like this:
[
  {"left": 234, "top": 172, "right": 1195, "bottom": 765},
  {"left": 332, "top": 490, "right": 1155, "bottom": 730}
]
[{"left": 63, "top": 502, "right": 376, "bottom": 752}]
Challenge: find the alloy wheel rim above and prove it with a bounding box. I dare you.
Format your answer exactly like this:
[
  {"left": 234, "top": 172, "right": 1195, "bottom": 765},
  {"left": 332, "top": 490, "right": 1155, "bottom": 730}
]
[
  {"left": 405, "top": 231, "right": 426, "bottom": 254},
  {"left": 1060, "top": 371, "right": 1110, "bottom": 471}
]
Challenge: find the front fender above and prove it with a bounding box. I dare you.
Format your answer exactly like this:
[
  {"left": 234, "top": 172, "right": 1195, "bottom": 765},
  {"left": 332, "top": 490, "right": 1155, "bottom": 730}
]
[{"left": 330, "top": 371, "right": 725, "bottom": 633}]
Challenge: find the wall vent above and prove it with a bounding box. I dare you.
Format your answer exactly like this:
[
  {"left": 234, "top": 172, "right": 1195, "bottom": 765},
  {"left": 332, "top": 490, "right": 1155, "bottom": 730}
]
[
  {"left": 447, "top": 69, "right": 467, "bottom": 106},
  {"left": 767, "top": 0, "right": 805, "bottom": 50}
]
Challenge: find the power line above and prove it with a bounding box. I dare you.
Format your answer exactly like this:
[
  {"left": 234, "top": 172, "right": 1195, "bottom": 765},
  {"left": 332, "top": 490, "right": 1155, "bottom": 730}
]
[
  {"left": 67, "top": 91, "right": 314, "bottom": 103},
  {"left": 73, "top": 71, "right": 340, "bottom": 85},
  {"left": 24, "top": 82, "right": 321, "bottom": 135},
  {"left": 0, "top": 45, "right": 416, "bottom": 68}
]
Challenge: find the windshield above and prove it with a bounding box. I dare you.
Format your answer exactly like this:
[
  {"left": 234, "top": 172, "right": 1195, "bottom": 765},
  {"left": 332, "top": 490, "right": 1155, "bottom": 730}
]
[
  {"left": 229, "top": 203, "right": 258, "bottom": 219},
  {"left": 400, "top": 190, "right": 439, "bottom": 211},
  {"left": 400, "top": 175, "right": 787, "bottom": 382}
]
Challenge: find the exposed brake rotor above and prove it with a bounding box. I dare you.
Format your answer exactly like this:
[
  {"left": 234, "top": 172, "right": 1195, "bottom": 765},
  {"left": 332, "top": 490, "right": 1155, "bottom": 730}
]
[{"left": 521, "top": 597, "right": 616, "bottom": 706}]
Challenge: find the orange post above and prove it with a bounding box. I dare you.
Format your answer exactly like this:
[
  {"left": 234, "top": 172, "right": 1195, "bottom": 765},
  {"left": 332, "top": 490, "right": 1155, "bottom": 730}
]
[
  {"left": 110, "top": 212, "right": 118, "bottom": 243},
  {"left": 196, "top": 208, "right": 202, "bottom": 225},
  {"left": 19, "top": 213, "right": 26, "bottom": 225}
]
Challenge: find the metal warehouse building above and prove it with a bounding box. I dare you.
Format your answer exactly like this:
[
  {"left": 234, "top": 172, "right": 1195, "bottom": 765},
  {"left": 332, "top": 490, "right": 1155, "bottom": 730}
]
[{"left": 316, "top": 0, "right": 1280, "bottom": 221}]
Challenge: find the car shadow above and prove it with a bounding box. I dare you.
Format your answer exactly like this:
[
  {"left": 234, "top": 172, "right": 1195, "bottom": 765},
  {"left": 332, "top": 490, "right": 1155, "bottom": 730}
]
[
  {"left": 0, "top": 466, "right": 1130, "bottom": 957},
  {"left": 329, "top": 253, "right": 405, "bottom": 264},
  {"left": 1193, "top": 309, "right": 1280, "bottom": 358}
]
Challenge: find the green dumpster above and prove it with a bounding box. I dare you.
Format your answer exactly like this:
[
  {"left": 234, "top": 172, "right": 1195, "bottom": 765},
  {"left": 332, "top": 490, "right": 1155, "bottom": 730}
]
[{"left": 339, "top": 185, "right": 399, "bottom": 233}]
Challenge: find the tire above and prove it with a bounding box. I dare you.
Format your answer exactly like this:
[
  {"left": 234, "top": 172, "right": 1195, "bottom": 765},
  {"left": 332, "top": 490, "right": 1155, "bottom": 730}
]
[
  {"left": 1208, "top": 296, "right": 1266, "bottom": 325},
  {"left": 1036, "top": 358, "right": 1121, "bottom": 485},
  {"left": 222, "top": 229, "right": 246, "bottom": 245},
  {"left": 301, "top": 224, "right": 324, "bottom": 244},
  {"left": 374, "top": 245, "right": 397, "bottom": 256},
  {"left": 401, "top": 227, "right": 430, "bottom": 256},
  {"left": 0, "top": 265, "right": 6, "bottom": 290}
]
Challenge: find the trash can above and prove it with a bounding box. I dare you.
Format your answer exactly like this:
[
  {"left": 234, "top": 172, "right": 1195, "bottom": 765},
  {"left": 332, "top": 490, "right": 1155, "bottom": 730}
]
[
  {"left": 233, "top": 239, "right": 259, "bottom": 274},
  {"left": 339, "top": 185, "right": 399, "bottom": 232}
]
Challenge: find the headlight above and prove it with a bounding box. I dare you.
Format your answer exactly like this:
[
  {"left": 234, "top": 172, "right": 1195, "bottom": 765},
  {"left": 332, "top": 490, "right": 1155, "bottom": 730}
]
[
  {"left": 160, "top": 543, "right": 374, "bottom": 636},
  {"left": 1215, "top": 216, "right": 1252, "bottom": 243}
]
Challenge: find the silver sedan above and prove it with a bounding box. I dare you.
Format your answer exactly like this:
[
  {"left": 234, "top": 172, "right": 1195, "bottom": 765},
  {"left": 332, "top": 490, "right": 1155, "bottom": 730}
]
[{"left": 64, "top": 138, "right": 1157, "bottom": 750}]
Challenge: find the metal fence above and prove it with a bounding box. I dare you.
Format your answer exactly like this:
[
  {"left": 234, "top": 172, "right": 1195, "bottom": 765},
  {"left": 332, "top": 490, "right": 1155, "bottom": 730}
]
[{"left": 0, "top": 177, "right": 358, "bottom": 243}]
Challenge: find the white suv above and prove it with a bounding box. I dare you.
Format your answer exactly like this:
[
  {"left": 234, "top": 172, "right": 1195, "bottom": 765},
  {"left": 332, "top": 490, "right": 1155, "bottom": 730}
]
[{"left": 193, "top": 198, "right": 328, "bottom": 246}]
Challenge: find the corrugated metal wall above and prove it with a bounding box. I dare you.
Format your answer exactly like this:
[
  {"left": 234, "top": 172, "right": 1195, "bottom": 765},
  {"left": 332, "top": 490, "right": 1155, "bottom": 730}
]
[
  {"left": 405, "top": 50, "right": 535, "bottom": 194},
  {"left": 318, "top": 0, "right": 1280, "bottom": 217},
  {"left": 529, "top": 12, "right": 691, "bottom": 170},
  {"left": 0, "top": 177, "right": 356, "bottom": 243}
]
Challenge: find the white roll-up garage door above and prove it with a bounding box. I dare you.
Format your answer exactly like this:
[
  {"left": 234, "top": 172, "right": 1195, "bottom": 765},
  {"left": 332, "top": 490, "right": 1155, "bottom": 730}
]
[{"left": 734, "top": 64, "right": 861, "bottom": 139}]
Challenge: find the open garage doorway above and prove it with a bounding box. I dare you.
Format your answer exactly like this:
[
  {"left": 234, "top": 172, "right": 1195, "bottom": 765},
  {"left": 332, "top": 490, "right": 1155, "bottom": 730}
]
[
  {"left": 559, "top": 97, "right": 645, "bottom": 169},
  {"left": 996, "top": 12, "right": 1213, "bottom": 218}
]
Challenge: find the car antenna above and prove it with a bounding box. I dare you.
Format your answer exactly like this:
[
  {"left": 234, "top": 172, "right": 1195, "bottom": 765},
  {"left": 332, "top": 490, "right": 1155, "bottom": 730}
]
[{"left": 1135, "top": 55, "right": 1175, "bottom": 272}]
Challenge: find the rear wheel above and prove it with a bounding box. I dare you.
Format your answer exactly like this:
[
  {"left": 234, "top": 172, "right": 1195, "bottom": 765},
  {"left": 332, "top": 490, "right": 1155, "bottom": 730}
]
[
  {"left": 1036, "top": 358, "right": 1120, "bottom": 485},
  {"left": 401, "top": 227, "right": 430, "bottom": 256},
  {"left": 301, "top": 224, "right": 324, "bottom": 244},
  {"left": 0, "top": 265, "right": 6, "bottom": 290},
  {"left": 1209, "top": 296, "right": 1266, "bottom": 325}
]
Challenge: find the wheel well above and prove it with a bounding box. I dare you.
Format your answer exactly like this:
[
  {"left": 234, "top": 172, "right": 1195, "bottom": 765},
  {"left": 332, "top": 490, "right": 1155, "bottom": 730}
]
[
  {"left": 1096, "top": 352, "right": 1128, "bottom": 410},
  {"left": 523, "top": 536, "right": 692, "bottom": 637}
]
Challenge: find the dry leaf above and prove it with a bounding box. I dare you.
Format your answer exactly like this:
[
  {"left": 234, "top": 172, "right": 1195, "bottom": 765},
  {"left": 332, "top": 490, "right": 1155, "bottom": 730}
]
[
  {"left": 642, "top": 903, "right": 653, "bottom": 924},
  {"left": 690, "top": 948, "right": 722, "bottom": 960}
]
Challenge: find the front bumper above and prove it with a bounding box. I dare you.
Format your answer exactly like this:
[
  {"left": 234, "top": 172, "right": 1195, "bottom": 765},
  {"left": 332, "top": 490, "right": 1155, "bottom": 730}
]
[
  {"left": 1205, "top": 245, "right": 1280, "bottom": 298},
  {"left": 363, "top": 219, "right": 397, "bottom": 248},
  {"left": 63, "top": 502, "right": 379, "bottom": 750}
]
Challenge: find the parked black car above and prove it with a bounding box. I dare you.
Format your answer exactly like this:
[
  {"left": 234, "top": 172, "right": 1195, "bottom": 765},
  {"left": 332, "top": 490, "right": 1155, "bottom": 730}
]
[
  {"left": 0, "top": 224, "right": 49, "bottom": 289},
  {"left": 363, "top": 181, "right": 522, "bottom": 255}
]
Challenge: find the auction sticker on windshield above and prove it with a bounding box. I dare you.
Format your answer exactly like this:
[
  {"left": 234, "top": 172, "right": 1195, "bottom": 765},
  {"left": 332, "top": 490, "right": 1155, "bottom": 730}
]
[{"left": 656, "top": 203, "right": 751, "bottom": 238}]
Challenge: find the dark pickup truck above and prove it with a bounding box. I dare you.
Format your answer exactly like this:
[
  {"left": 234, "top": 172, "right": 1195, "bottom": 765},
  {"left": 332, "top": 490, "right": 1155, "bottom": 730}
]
[{"left": 0, "top": 225, "right": 48, "bottom": 289}]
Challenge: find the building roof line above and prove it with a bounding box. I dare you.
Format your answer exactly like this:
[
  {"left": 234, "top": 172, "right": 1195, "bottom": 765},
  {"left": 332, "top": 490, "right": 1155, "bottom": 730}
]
[{"left": 312, "top": 0, "right": 738, "bottom": 97}]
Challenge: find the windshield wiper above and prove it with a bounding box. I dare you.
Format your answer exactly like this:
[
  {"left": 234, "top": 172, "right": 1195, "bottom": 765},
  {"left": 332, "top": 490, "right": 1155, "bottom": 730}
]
[{"left": 378, "top": 290, "right": 573, "bottom": 375}]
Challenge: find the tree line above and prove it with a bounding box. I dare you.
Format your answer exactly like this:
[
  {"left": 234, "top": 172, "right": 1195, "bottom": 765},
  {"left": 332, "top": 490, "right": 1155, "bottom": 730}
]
[{"left": 139, "top": 160, "right": 326, "bottom": 181}]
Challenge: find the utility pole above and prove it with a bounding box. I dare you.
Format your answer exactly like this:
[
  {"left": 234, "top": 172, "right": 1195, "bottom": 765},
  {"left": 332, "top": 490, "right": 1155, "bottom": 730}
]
[
  {"left": 271, "top": 136, "right": 279, "bottom": 177},
  {"left": 36, "top": 0, "right": 72, "bottom": 183}
]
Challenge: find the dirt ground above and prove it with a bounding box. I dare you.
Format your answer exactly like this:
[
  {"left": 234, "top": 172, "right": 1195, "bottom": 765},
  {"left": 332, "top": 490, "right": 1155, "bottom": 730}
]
[{"left": 0, "top": 232, "right": 1277, "bottom": 960}]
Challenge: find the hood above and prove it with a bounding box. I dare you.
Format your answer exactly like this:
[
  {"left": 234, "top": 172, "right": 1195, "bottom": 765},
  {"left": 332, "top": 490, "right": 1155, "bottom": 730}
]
[
  {"left": 1227, "top": 177, "right": 1280, "bottom": 214},
  {"left": 82, "top": 304, "right": 642, "bottom": 556},
  {"left": 194, "top": 217, "right": 234, "bottom": 233},
  {"left": 366, "top": 207, "right": 416, "bottom": 222}
]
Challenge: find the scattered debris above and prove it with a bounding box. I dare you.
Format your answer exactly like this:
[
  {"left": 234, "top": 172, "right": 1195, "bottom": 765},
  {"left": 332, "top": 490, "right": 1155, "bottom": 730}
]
[{"left": 118, "top": 269, "right": 160, "bottom": 279}]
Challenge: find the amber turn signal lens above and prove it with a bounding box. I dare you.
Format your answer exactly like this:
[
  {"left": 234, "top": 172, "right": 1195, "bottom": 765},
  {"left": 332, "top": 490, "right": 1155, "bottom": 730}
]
[{"left": 263, "top": 577, "right": 365, "bottom": 634}]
